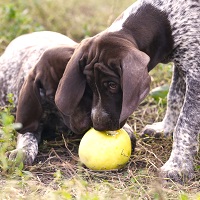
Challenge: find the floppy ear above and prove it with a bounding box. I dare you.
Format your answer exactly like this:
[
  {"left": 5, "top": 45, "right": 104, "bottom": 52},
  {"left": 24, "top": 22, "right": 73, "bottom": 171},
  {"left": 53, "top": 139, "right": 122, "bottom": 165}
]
[
  {"left": 16, "top": 71, "right": 43, "bottom": 134},
  {"left": 55, "top": 44, "right": 87, "bottom": 116},
  {"left": 16, "top": 46, "right": 75, "bottom": 134},
  {"left": 120, "top": 48, "right": 151, "bottom": 122}
]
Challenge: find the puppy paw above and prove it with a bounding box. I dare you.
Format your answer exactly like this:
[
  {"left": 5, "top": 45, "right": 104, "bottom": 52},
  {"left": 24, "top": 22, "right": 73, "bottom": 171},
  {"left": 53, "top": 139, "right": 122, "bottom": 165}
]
[
  {"left": 160, "top": 160, "right": 194, "bottom": 184},
  {"left": 140, "top": 122, "right": 172, "bottom": 138},
  {"left": 123, "top": 123, "right": 136, "bottom": 152},
  {"left": 6, "top": 148, "right": 34, "bottom": 166}
]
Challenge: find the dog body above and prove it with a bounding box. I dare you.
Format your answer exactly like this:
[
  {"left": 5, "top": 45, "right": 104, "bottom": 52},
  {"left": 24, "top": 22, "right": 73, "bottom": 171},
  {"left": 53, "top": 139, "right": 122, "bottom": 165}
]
[
  {"left": 0, "top": 31, "right": 80, "bottom": 164},
  {"left": 55, "top": 0, "right": 199, "bottom": 182},
  {"left": 0, "top": 31, "right": 77, "bottom": 106}
]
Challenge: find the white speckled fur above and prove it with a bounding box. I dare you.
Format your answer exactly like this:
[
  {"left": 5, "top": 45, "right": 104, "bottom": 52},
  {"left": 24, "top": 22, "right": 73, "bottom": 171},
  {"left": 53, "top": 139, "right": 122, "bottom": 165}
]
[{"left": 0, "top": 31, "right": 76, "bottom": 106}]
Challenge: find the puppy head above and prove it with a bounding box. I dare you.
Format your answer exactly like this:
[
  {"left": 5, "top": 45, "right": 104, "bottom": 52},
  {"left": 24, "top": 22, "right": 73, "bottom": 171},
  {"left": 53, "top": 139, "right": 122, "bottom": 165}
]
[{"left": 55, "top": 32, "right": 151, "bottom": 131}]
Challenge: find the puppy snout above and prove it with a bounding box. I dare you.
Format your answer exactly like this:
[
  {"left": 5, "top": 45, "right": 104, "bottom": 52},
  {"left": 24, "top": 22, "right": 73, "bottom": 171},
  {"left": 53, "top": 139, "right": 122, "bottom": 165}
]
[{"left": 91, "top": 108, "right": 120, "bottom": 131}]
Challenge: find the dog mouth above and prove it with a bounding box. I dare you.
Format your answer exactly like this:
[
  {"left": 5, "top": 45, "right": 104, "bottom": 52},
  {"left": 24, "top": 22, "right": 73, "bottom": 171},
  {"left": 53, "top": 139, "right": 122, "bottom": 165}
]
[{"left": 92, "top": 118, "right": 126, "bottom": 131}]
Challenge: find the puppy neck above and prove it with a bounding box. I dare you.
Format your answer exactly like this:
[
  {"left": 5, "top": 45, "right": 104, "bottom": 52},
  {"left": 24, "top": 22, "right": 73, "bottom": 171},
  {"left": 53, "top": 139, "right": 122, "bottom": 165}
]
[{"left": 108, "top": 2, "right": 174, "bottom": 71}]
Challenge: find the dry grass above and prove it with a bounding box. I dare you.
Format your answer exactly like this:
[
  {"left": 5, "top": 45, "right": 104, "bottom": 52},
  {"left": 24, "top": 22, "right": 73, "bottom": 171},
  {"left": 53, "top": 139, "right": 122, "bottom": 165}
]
[
  {"left": 0, "top": 0, "right": 199, "bottom": 199},
  {"left": 1, "top": 97, "right": 199, "bottom": 199}
]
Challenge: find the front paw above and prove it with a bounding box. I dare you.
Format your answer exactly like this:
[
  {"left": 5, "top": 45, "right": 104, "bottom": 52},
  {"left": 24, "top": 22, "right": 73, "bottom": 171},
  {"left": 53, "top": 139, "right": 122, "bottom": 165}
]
[
  {"left": 160, "top": 160, "right": 194, "bottom": 184},
  {"left": 123, "top": 123, "right": 136, "bottom": 152},
  {"left": 6, "top": 148, "right": 34, "bottom": 166},
  {"left": 140, "top": 122, "right": 172, "bottom": 138}
]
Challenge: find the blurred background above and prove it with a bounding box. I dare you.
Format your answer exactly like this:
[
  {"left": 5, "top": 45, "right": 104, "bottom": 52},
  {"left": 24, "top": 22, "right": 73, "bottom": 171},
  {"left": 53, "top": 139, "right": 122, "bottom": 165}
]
[{"left": 0, "top": 0, "right": 133, "bottom": 53}]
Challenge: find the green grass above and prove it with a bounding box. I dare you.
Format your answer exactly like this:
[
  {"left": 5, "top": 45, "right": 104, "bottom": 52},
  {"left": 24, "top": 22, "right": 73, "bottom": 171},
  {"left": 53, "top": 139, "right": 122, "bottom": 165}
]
[
  {"left": 0, "top": 0, "right": 200, "bottom": 199},
  {"left": 0, "top": 0, "right": 132, "bottom": 52}
]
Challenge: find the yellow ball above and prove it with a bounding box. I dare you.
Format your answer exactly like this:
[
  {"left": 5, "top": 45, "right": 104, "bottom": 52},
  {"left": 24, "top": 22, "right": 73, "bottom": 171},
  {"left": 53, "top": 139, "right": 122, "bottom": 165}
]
[{"left": 78, "top": 128, "right": 132, "bottom": 170}]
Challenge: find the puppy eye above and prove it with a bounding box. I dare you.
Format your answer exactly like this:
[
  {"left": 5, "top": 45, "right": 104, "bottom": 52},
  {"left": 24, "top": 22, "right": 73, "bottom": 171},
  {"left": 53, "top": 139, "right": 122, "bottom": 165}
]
[
  {"left": 108, "top": 81, "right": 117, "bottom": 90},
  {"left": 103, "top": 81, "right": 118, "bottom": 91}
]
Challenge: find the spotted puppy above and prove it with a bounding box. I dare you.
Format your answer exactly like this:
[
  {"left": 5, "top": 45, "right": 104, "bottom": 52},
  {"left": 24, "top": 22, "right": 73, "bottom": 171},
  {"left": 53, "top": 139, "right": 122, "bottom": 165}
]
[
  {"left": 0, "top": 31, "right": 79, "bottom": 165},
  {"left": 54, "top": 0, "right": 199, "bottom": 183}
]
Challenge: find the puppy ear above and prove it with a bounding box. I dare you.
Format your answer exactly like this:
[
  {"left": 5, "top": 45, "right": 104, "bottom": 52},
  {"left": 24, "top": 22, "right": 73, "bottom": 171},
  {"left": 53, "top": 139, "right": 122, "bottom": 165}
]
[
  {"left": 16, "top": 46, "right": 75, "bottom": 134},
  {"left": 55, "top": 43, "right": 87, "bottom": 116},
  {"left": 16, "top": 70, "right": 43, "bottom": 134},
  {"left": 120, "top": 48, "right": 151, "bottom": 122}
]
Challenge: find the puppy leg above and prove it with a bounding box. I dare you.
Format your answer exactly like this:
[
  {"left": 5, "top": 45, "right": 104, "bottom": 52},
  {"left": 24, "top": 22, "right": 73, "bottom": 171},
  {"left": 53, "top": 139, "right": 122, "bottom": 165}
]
[
  {"left": 160, "top": 71, "right": 200, "bottom": 183},
  {"left": 141, "top": 65, "right": 186, "bottom": 137},
  {"left": 6, "top": 132, "right": 40, "bottom": 166},
  {"left": 123, "top": 123, "right": 136, "bottom": 151}
]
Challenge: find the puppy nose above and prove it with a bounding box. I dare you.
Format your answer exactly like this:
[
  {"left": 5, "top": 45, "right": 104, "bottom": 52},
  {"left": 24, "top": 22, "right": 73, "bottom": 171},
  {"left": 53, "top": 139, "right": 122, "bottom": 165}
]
[
  {"left": 92, "top": 115, "right": 120, "bottom": 131},
  {"left": 93, "top": 124, "right": 106, "bottom": 131},
  {"left": 91, "top": 108, "right": 120, "bottom": 131}
]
